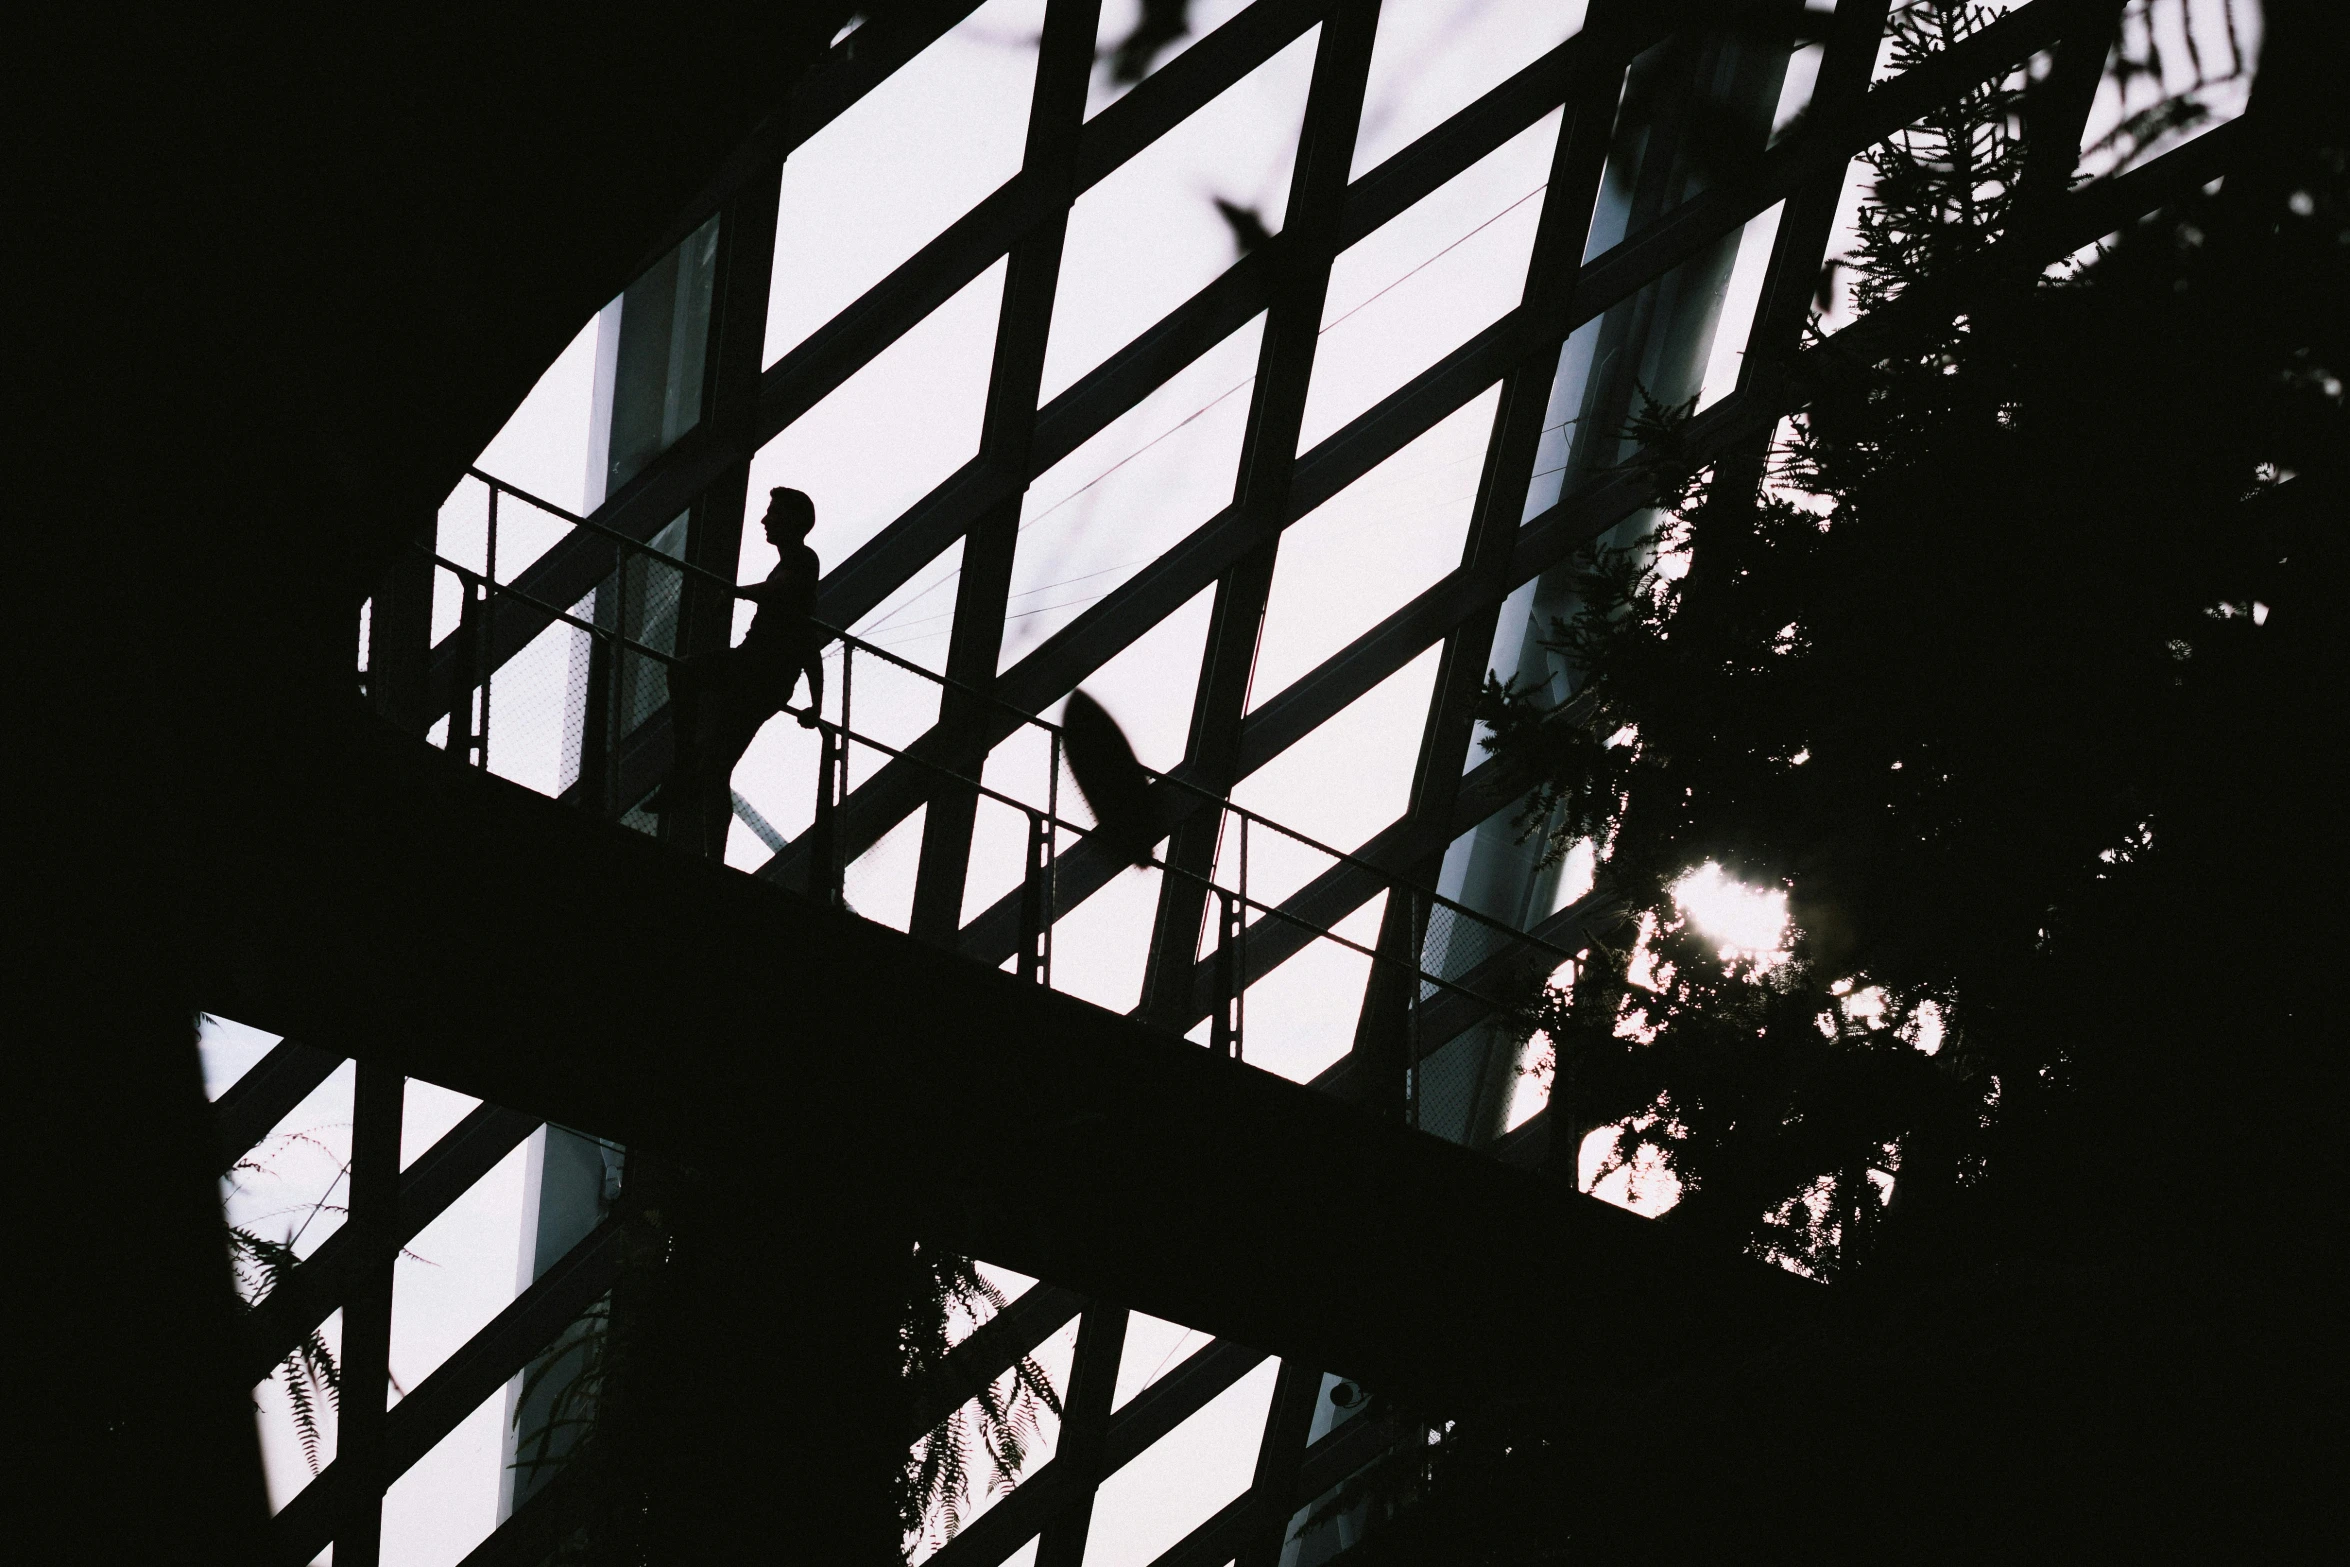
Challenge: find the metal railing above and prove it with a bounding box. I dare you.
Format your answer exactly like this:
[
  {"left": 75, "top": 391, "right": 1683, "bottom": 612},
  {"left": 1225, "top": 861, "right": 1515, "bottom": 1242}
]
[{"left": 399, "top": 468, "right": 1580, "bottom": 1086}]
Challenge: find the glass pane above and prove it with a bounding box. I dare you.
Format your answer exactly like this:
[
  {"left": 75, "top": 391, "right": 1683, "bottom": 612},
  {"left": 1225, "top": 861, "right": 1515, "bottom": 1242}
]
[
  {"left": 749, "top": 259, "right": 1008, "bottom": 576},
  {"left": 1351, "top": 0, "right": 1589, "bottom": 178},
  {"left": 1252, "top": 383, "right": 1497, "bottom": 710},
  {"left": 1042, "top": 26, "right": 1315, "bottom": 402},
  {"left": 1009, "top": 317, "right": 1264, "bottom": 672},
  {"left": 767, "top": 0, "right": 1045, "bottom": 365},
  {"left": 1298, "top": 109, "right": 1556, "bottom": 452}
]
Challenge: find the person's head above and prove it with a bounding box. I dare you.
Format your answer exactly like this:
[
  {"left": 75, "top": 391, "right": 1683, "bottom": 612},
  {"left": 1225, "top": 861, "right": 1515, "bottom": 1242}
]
[{"left": 763, "top": 487, "right": 816, "bottom": 544}]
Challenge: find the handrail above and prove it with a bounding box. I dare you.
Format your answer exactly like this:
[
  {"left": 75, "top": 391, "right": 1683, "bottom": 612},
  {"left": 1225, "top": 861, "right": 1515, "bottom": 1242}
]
[
  {"left": 419, "top": 467, "right": 1578, "bottom": 1073},
  {"left": 452, "top": 466, "right": 1577, "bottom": 972}
]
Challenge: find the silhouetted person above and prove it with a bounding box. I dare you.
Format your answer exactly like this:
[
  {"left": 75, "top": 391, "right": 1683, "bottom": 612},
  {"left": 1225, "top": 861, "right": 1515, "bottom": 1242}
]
[
  {"left": 647, "top": 487, "right": 825, "bottom": 815},
  {"left": 1062, "top": 690, "right": 1158, "bottom": 867}
]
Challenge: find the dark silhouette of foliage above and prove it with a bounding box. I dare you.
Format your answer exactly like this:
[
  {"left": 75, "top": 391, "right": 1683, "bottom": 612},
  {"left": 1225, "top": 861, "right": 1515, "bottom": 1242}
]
[
  {"left": 226, "top": 1221, "right": 342, "bottom": 1473},
  {"left": 1477, "top": 0, "right": 2337, "bottom": 1283},
  {"left": 897, "top": 1246, "right": 1063, "bottom": 1549},
  {"left": 499, "top": 1212, "right": 1057, "bottom": 1561},
  {"left": 1375, "top": 6, "right": 2340, "bottom": 1548}
]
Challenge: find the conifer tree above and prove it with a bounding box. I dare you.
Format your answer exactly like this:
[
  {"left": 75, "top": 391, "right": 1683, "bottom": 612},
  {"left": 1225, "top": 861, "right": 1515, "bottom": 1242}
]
[{"left": 1476, "top": 0, "right": 2335, "bottom": 1281}]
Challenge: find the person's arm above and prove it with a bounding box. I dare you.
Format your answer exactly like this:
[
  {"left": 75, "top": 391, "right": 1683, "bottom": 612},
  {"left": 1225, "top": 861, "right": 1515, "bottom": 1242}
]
[{"left": 739, "top": 561, "right": 817, "bottom": 605}]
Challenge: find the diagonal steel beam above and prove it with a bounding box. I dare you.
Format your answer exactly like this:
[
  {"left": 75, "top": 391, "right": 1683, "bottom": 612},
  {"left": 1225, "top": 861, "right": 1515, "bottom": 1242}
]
[
  {"left": 214, "top": 1037, "right": 343, "bottom": 1173},
  {"left": 928, "top": 1336, "right": 1274, "bottom": 1567},
  {"left": 1346, "top": 0, "right": 1707, "bottom": 1115},
  {"left": 269, "top": 1219, "right": 626, "bottom": 1567},
  {"left": 906, "top": 1283, "right": 1090, "bottom": 1438},
  {"left": 1136, "top": 0, "right": 1385, "bottom": 1029},
  {"left": 910, "top": 0, "right": 1106, "bottom": 944},
  {"left": 239, "top": 1102, "right": 542, "bottom": 1386}
]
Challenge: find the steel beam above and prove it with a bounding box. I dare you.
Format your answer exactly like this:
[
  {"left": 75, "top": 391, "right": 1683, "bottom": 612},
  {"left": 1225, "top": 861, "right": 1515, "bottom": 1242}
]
[
  {"left": 239, "top": 1102, "right": 542, "bottom": 1385},
  {"left": 667, "top": 160, "right": 788, "bottom": 848},
  {"left": 906, "top": 1283, "right": 1090, "bottom": 1438},
  {"left": 910, "top": 0, "right": 1105, "bottom": 943},
  {"left": 214, "top": 1037, "right": 343, "bottom": 1173},
  {"left": 269, "top": 1219, "right": 627, "bottom": 1566},
  {"left": 1032, "top": 1304, "right": 1131, "bottom": 1567},
  {"left": 1138, "top": 0, "right": 1384, "bottom": 1026},
  {"left": 1347, "top": 0, "right": 1651, "bottom": 1115},
  {"left": 328, "top": 1060, "right": 404, "bottom": 1567}
]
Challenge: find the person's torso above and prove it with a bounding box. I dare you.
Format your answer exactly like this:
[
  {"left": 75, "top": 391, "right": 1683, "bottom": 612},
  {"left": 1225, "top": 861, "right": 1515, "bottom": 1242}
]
[{"left": 740, "top": 544, "right": 820, "bottom": 662}]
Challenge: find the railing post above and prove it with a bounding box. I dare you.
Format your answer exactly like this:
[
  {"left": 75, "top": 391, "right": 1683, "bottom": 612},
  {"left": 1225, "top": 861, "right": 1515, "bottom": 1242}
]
[
  {"left": 445, "top": 571, "right": 480, "bottom": 759},
  {"left": 1236, "top": 816, "right": 1249, "bottom": 1060},
  {"left": 1019, "top": 809, "right": 1051, "bottom": 984},
  {"left": 810, "top": 724, "right": 844, "bottom": 908},
  {"left": 1406, "top": 887, "right": 1424, "bottom": 1131},
  {"left": 606, "top": 555, "right": 635, "bottom": 815},
  {"left": 1044, "top": 728, "right": 1061, "bottom": 988},
  {"left": 478, "top": 486, "right": 498, "bottom": 770},
  {"left": 1210, "top": 886, "right": 1242, "bottom": 1060}
]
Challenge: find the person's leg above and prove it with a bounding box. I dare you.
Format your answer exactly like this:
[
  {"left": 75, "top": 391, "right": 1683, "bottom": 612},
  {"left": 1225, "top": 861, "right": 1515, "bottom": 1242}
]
[
  {"left": 703, "top": 690, "right": 775, "bottom": 800},
  {"left": 648, "top": 656, "right": 710, "bottom": 811},
  {"left": 795, "top": 646, "right": 825, "bottom": 729}
]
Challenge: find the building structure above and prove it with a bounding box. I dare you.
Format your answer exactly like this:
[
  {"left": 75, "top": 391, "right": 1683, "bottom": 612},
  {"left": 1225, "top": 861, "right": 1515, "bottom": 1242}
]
[{"left": 17, "top": 1, "right": 2315, "bottom": 1564}]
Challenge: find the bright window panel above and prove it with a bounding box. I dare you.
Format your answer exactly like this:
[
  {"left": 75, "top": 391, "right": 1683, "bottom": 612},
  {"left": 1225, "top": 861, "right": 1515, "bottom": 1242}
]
[
  {"left": 1110, "top": 1311, "right": 1214, "bottom": 1409},
  {"left": 471, "top": 312, "right": 602, "bottom": 523},
  {"left": 1694, "top": 199, "right": 1788, "bottom": 410},
  {"left": 1058, "top": 581, "right": 1216, "bottom": 776},
  {"left": 1229, "top": 643, "right": 1442, "bottom": 898},
  {"left": 255, "top": 1307, "right": 342, "bottom": 1519},
  {"left": 766, "top": 0, "right": 1045, "bottom": 366},
  {"left": 1298, "top": 108, "right": 1556, "bottom": 452},
  {"left": 1051, "top": 858, "right": 1166, "bottom": 1016},
  {"left": 2078, "top": 0, "right": 2260, "bottom": 178},
  {"left": 845, "top": 802, "right": 930, "bottom": 932},
  {"left": 966, "top": 721, "right": 1067, "bottom": 927},
  {"left": 199, "top": 1012, "right": 284, "bottom": 1100},
  {"left": 1009, "top": 320, "right": 1263, "bottom": 673},
  {"left": 1080, "top": 1356, "right": 1280, "bottom": 1567},
  {"left": 387, "top": 1122, "right": 529, "bottom": 1393},
  {"left": 1235, "top": 890, "right": 1386, "bottom": 1084},
  {"left": 1251, "top": 383, "right": 1497, "bottom": 710},
  {"left": 749, "top": 258, "right": 1006, "bottom": 577},
  {"left": 485, "top": 613, "right": 580, "bottom": 800},
  {"left": 399, "top": 1078, "right": 485, "bottom": 1170},
  {"left": 1351, "top": 0, "right": 1588, "bottom": 178},
  {"left": 849, "top": 535, "right": 970, "bottom": 677},
  {"left": 380, "top": 1381, "right": 513, "bottom": 1567},
  {"left": 907, "top": 1315, "right": 1081, "bottom": 1561},
  {"left": 1041, "top": 26, "right": 1315, "bottom": 402}
]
